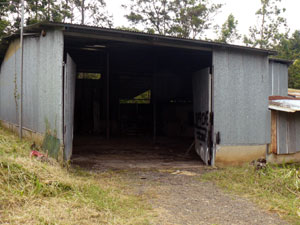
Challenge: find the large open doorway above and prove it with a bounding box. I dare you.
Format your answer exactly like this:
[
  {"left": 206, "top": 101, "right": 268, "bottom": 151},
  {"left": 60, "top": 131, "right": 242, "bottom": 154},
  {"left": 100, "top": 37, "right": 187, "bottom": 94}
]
[{"left": 63, "top": 35, "right": 213, "bottom": 168}]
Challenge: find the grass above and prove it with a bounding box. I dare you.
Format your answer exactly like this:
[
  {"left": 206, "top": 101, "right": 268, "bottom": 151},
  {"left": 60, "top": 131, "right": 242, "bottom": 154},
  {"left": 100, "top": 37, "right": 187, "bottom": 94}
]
[
  {"left": 202, "top": 163, "right": 300, "bottom": 225},
  {"left": 0, "top": 126, "right": 153, "bottom": 225}
]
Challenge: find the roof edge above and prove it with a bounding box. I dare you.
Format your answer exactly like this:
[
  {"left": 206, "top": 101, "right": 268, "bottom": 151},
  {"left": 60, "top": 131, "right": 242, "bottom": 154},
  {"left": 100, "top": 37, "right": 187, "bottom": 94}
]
[{"left": 21, "top": 22, "right": 276, "bottom": 54}]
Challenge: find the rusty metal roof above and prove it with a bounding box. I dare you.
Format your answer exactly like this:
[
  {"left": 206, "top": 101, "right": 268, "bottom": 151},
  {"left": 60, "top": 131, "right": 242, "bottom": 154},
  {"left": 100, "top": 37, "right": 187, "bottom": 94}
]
[
  {"left": 288, "top": 89, "right": 300, "bottom": 98},
  {"left": 269, "top": 96, "right": 300, "bottom": 112}
]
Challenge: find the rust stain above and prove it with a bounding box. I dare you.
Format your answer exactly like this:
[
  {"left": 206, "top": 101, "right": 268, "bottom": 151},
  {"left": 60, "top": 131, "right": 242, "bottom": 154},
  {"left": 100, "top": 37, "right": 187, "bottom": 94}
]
[{"left": 4, "top": 39, "right": 20, "bottom": 62}]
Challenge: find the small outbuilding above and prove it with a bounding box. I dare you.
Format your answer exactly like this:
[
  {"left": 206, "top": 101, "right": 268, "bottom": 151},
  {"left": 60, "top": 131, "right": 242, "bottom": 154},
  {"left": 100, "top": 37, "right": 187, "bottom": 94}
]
[{"left": 0, "top": 22, "right": 291, "bottom": 166}]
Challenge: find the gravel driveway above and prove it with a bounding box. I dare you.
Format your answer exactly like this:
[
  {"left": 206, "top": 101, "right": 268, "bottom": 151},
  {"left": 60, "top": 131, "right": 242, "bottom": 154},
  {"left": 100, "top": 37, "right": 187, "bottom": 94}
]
[{"left": 118, "top": 168, "right": 289, "bottom": 225}]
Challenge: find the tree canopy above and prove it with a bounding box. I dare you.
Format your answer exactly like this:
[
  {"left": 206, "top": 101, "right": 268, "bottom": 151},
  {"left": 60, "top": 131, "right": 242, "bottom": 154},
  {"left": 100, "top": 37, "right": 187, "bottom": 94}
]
[
  {"left": 244, "top": 0, "right": 288, "bottom": 49},
  {"left": 276, "top": 30, "right": 300, "bottom": 88},
  {"left": 123, "top": 0, "right": 222, "bottom": 39},
  {"left": 215, "top": 14, "right": 240, "bottom": 44},
  {"left": 0, "top": 0, "right": 112, "bottom": 40}
]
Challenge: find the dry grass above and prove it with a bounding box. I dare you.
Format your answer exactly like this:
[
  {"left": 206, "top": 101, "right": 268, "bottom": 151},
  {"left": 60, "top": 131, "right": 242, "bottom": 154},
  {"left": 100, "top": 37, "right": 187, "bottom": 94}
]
[
  {"left": 0, "top": 126, "right": 153, "bottom": 225},
  {"left": 202, "top": 164, "right": 300, "bottom": 225}
]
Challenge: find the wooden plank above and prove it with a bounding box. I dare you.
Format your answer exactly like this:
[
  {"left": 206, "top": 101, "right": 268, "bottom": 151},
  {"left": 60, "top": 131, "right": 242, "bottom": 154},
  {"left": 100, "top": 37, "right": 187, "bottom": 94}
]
[{"left": 271, "top": 110, "right": 278, "bottom": 154}]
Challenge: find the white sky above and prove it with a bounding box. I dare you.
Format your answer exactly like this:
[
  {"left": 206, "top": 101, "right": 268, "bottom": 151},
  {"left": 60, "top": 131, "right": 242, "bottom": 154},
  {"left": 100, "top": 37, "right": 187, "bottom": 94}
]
[{"left": 106, "top": 0, "right": 300, "bottom": 40}]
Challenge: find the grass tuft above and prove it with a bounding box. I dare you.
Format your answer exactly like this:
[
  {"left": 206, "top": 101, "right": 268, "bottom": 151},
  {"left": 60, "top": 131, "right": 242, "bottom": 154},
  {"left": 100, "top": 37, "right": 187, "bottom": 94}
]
[
  {"left": 0, "top": 126, "right": 153, "bottom": 225},
  {"left": 202, "top": 164, "right": 300, "bottom": 225}
]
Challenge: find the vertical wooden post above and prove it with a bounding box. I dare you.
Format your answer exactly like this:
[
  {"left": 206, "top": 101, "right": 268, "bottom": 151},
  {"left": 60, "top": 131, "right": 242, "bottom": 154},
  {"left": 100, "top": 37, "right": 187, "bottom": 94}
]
[{"left": 271, "top": 110, "right": 277, "bottom": 154}]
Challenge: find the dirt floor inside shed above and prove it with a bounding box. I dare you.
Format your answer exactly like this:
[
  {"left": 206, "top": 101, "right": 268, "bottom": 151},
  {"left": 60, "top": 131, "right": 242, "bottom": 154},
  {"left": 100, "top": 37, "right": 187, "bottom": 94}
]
[
  {"left": 71, "top": 138, "right": 288, "bottom": 225},
  {"left": 71, "top": 137, "right": 200, "bottom": 170}
]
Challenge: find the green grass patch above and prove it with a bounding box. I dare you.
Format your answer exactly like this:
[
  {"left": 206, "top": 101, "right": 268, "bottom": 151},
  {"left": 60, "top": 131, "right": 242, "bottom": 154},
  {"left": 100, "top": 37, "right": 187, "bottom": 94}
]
[
  {"left": 202, "top": 164, "right": 300, "bottom": 225},
  {"left": 0, "top": 126, "right": 153, "bottom": 225}
]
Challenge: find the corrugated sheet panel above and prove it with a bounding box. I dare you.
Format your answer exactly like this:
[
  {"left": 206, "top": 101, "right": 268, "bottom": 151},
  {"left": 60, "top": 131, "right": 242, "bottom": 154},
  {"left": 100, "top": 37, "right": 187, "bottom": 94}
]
[
  {"left": 277, "top": 112, "right": 300, "bottom": 154},
  {"left": 0, "top": 30, "right": 64, "bottom": 140},
  {"left": 213, "top": 49, "right": 270, "bottom": 145},
  {"left": 0, "top": 39, "right": 20, "bottom": 125},
  {"left": 269, "top": 61, "right": 288, "bottom": 96}
]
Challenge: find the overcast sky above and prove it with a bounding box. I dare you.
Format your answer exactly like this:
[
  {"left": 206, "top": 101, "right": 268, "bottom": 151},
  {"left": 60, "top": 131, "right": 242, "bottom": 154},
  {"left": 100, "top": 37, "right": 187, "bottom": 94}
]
[{"left": 105, "top": 0, "right": 300, "bottom": 40}]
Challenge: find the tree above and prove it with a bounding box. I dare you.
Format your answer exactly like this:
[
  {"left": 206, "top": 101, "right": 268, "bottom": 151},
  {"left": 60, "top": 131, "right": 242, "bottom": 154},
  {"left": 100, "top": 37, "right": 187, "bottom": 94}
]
[
  {"left": 65, "top": 0, "right": 113, "bottom": 27},
  {"left": 0, "top": 0, "right": 113, "bottom": 41},
  {"left": 275, "top": 30, "right": 300, "bottom": 88},
  {"left": 123, "top": 0, "right": 171, "bottom": 35},
  {"left": 86, "top": 0, "right": 113, "bottom": 28},
  {"left": 244, "top": 0, "right": 288, "bottom": 49},
  {"left": 169, "top": 0, "right": 222, "bottom": 39},
  {"left": 0, "top": 1, "right": 10, "bottom": 39},
  {"left": 123, "top": 0, "right": 222, "bottom": 39},
  {"left": 26, "top": 0, "right": 73, "bottom": 25},
  {"left": 215, "top": 14, "right": 240, "bottom": 44}
]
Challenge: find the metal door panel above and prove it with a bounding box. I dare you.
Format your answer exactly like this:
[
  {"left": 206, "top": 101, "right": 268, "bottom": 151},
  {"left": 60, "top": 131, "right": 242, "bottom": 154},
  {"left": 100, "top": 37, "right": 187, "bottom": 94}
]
[
  {"left": 64, "top": 54, "right": 76, "bottom": 161},
  {"left": 193, "top": 68, "right": 212, "bottom": 165}
]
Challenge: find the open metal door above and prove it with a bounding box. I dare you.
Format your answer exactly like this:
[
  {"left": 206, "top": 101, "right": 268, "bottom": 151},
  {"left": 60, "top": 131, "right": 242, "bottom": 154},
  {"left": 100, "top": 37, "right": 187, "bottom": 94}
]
[
  {"left": 192, "top": 68, "right": 213, "bottom": 165},
  {"left": 63, "top": 54, "right": 77, "bottom": 161}
]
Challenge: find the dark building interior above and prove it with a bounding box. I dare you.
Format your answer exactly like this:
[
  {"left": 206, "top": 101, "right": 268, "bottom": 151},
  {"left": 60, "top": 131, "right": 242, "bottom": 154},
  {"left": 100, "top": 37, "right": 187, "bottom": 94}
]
[{"left": 64, "top": 35, "right": 212, "bottom": 165}]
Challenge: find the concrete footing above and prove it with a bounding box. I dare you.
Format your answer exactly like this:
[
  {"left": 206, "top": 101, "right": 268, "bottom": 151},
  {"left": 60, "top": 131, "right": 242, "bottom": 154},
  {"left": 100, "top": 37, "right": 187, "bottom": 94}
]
[{"left": 215, "top": 145, "right": 266, "bottom": 167}]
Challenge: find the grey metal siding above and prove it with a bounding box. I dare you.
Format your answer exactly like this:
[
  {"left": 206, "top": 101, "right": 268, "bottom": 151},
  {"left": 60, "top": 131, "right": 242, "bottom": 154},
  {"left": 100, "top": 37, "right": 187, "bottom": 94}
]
[
  {"left": 213, "top": 49, "right": 270, "bottom": 145},
  {"left": 277, "top": 112, "right": 300, "bottom": 154},
  {"left": 0, "top": 40, "right": 20, "bottom": 125},
  {"left": 269, "top": 61, "right": 288, "bottom": 96},
  {"left": 0, "top": 30, "right": 64, "bottom": 140}
]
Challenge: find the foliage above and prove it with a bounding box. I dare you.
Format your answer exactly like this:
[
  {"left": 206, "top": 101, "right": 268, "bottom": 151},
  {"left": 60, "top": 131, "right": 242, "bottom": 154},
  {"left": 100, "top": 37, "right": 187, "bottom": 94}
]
[
  {"left": 0, "top": 0, "right": 113, "bottom": 40},
  {"left": 120, "top": 90, "right": 151, "bottom": 104},
  {"left": 275, "top": 30, "right": 300, "bottom": 88},
  {"left": 215, "top": 14, "right": 240, "bottom": 44},
  {"left": 202, "top": 164, "right": 300, "bottom": 224},
  {"left": 288, "top": 59, "right": 300, "bottom": 89},
  {"left": 244, "top": 0, "right": 288, "bottom": 49},
  {"left": 0, "top": 126, "right": 153, "bottom": 224},
  {"left": 73, "top": 0, "right": 113, "bottom": 27},
  {"left": 123, "top": 0, "right": 222, "bottom": 39},
  {"left": 123, "top": 0, "right": 171, "bottom": 35},
  {"left": 169, "top": 0, "right": 222, "bottom": 39}
]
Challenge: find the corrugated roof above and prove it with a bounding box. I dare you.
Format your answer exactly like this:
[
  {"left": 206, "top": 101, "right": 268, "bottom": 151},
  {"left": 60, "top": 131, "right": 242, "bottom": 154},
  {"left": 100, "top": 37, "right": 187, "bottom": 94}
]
[
  {"left": 288, "top": 89, "right": 300, "bottom": 98},
  {"left": 269, "top": 96, "right": 300, "bottom": 112},
  {"left": 4, "top": 22, "right": 277, "bottom": 53},
  {"left": 269, "top": 58, "right": 294, "bottom": 65}
]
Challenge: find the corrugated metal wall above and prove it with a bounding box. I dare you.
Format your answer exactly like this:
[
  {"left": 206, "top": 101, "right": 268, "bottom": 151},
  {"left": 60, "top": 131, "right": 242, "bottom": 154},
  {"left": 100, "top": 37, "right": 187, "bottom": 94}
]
[
  {"left": 269, "top": 61, "right": 288, "bottom": 96},
  {"left": 0, "top": 39, "right": 21, "bottom": 125},
  {"left": 0, "top": 30, "right": 64, "bottom": 140},
  {"left": 213, "top": 49, "right": 270, "bottom": 145},
  {"left": 277, "top": 112, "right": 300, "bottom": 154}
]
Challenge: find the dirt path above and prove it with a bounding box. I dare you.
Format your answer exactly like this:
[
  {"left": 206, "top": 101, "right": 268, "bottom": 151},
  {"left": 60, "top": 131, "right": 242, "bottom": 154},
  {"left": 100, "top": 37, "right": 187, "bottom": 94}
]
[
  {"left": 116, "top": 168, "right": 288, "bottom": 225},
  {"left": 72, "top": 138, "right": 288, "bottom": 225}
]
